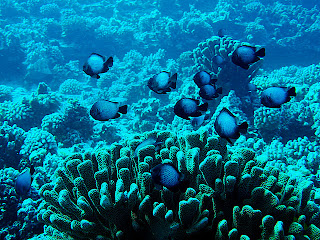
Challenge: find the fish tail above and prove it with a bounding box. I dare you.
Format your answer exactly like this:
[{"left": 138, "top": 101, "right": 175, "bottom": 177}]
[
  {"left": 119, "top": 105, "right": 128, "bottom": 114},
  {"left": 198, "top": 102, "right": 208, "bottom": 112},
  {"left": 170, "top": 73, "right": 178, "bottom": 89},
  {"left": 102, "top": 57, "right": 113, "bottom": 73},
  {"left": 239, "top": 122, "right": 248, "bottom": 133},
  {"left": 256, "top": 48, "right": 265, "bottom": 57},
  {"left": 210, "top": 78, "right": 218, "bottom": 85},
  {"left": 217, "top": 87, "right": 223, "bottom": 94},
  {"left": 105, "top": 56, "right": 113, "bottom": 68},
  {"left": 287, "top": 87, "right": 296, "bottom": 97},
  {"left": 30, "top": 165, "right": 35, "bottom": 175}
]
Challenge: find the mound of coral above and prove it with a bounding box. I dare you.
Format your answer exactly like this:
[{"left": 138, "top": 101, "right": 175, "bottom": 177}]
[{"left": 37, "top": 129, "right": 320, "bottom": 239}]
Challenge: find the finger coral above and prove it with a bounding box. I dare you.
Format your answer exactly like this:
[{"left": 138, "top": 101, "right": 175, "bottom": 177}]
[{"left": 37, "top": 129, "right": 320, "bottom": 239}]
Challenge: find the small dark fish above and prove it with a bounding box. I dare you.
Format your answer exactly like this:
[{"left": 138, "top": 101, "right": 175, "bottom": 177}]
[
  {"left": 15, "top": 166, "right": 35, "bottom": 195},
  {"left": 83, "top": 53, "right": 113, "bottom": 79},
  {"left": 134, "top": 137, "right": 163, "bottom": 157},
  {"left": 90, "top": 100, "right": 127, "bottom": 121},
  {"left": 214, "top": 108, "right": 248, "bottom": 144},
  {"left": 231, "top": 46, "right": 265, "bottom": 70},
  {"left": 174, "top": 98, "right": 208, "bottom": 120},
  {"left": 218, "top": 28, "right": 226, "bottom": 37},
  {"left": 151, "top": 163, "right": 189, "bottom": 192},
  {"left": 261, "top": 87, "right": 296, "bottom": 108},
  {"left": 199, "top": 84, "right": 222, "bottom": 100},
  {"left": 212, "top": 55, "right": 226, "bottom": 67},
  {"left": 193, "top": 71, "right": 217, "bottom": 87},
  {"left": 148, "top": 71, "right": 177, "bottom": 94}
]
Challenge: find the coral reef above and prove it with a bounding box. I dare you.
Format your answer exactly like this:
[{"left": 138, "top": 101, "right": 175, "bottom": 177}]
[
  {"left": 41, "top": 99, "right": 93, "bottom": 147},
  {"left": 19, "top": 127, "right": 57, "bottom": 168},
  {"left": 192, "top": 36, "right": 263, "bottom": 97},
  {"left": 37, "top": 129, "right": 320, "bottom": 239},
  {"left": 0, "top": 121, "right": 26, "bottom": 169},
  {"left": 59, "top": 79, "right": 83, "bottom": 95},
  {"left": 0, "top": 88, "right": 60, "bottom": 131},
  {"left": 0, "top": 167, "right": 43, "bottom": 240},
  {"left": 0, "top": 1, "right": 320, "bottom": 239}
]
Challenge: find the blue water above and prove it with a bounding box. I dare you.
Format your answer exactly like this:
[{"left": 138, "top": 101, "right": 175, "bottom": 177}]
[{"left": 0, "top": 1, "right": 320, "bottom": 239}]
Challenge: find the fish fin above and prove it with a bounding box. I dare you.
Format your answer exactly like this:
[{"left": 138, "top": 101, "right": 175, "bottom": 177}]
[
  {"left": 221, "top": 107, "right": 235, "bottom": 117},
  {"left": 256, "top": 48, "right": 265, "bottom": 57},
  {"left": 170, "top": 73, "right": 177, "bottom": 89},
  {"left": 194, "top": 99, "right": 201, "bottom": 105},
  {"left": 91, "top": 52, "right": 104, "bottom": 58},
  {"left": 30, "top": 165, "right": 35, "bottom": 175},
  {"left": 239, "top": 122, "right": 248, "bottom": 133},
  {"left": 287, "top": 87, "right": 296, "bottom": 97},
  {"left": 216, "top": 87, "right": 223, "bottom": 94},
  {"left": 155, "top": 89, "right": 168, "bottom": 94},
  {"left": 163, "top": 88, "right": 171, "bottom": 93},
  {"left": 226, "top": 138, "right": 233, "bottom": 144},
  {"left": 118, "top": 105, "right": 128, "bottom": 114},
  {"left": 193, "top": 112, "right": 202, "bottom": 117},
  {"left": 240, "top": 64, "right": 250, "bottom": 70},
  {"left": 114, "top": 113, "right": 121, "bottom": 119},
  {"left": 198, "top": 102, "right": 208, "bottom": 112},
  {"left": 210, "top": 78, "right": 218, "bottom": 85}
]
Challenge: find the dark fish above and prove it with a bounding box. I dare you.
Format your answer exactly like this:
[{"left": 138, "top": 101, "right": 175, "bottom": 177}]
[
  {"left": 218, "top": 28, "right": 226, "bottom": 37},
  {"left": 212, "top": 55, "right": 226, "bottom": 67},
  {"left": 148, "top": 71, "right": 177, "bottom": 94},
  {"left": 151, "top": 163, "right": 188, "bottom": 192},
  {"left": 261, "top": 87, "right": 296, "bottom": 108},
  {"left": 15, "top": 166, "right": 35, "bottom": 195},
  {"left": 174, "top": 98, "right": 208, "bottom": 120},
  {"left": 199, "top": 84, "right": 222, "bottom": 100},
  {"left": 231, "top": 46, "right": 265, "bottom": 70},
  {"left": 214, "top": 108, "right": 248, "bottom": 144},
  {"left": 90, "top": 100, "right": 127, "bottom": 121},
  {"left": 193, "top": 71, "right": 217, "bottom": 87},
  {"left": 134, "top": 137, "right": 163, "bottom": 157},
  {"left": 83, "top": 53, "right": 113, "bottom": 79}
]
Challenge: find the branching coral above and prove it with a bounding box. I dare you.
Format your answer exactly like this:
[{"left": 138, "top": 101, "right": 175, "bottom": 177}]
[{"left": 37, "top": 129, "right": 320, "bottom": 239}]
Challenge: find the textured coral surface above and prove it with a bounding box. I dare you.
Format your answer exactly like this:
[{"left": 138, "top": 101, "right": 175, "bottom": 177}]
[{"left": 0, "top": 0, "right": 320, "bottom": 240}]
